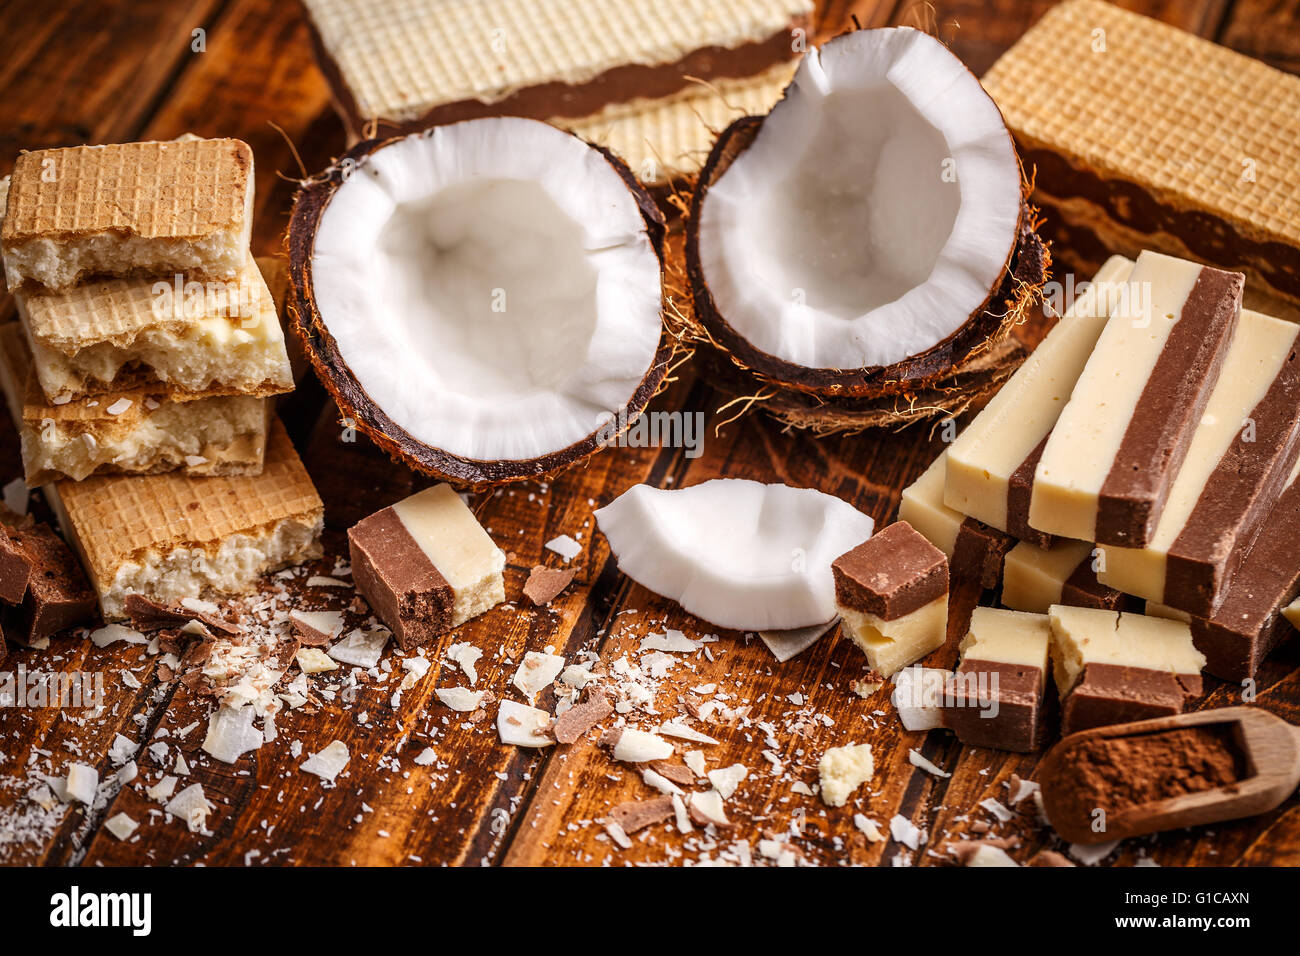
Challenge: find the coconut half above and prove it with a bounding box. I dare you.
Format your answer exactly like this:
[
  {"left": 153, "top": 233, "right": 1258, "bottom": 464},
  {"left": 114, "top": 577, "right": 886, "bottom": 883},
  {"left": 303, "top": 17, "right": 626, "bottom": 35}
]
[
  {"left": 594, "top": 479, "right": 874, "bottom": 631},
  {"left": 686, "top": 27, "right": 1046, "bottom": 403},
  {"left": 289, "top": 117, "right": 673, "bottom": 484}
]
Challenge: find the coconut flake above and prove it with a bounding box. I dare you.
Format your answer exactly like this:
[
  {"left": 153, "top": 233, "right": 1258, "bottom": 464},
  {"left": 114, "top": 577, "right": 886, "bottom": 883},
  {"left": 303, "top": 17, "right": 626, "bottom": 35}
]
[
  {"left": 202, "top": 706, "right": 264, "bottom": 764},
  {"left": 758, "top": 619, "right": 838, "bottom": 662},
  {"left": 891, "top": 665, "right": 952, "bottom": 731},
  {"left": 612, "top": 728, "right": 673, "bottom": 763},
  {"left": 496, "top": 700, "right": 554, "bottom": 748},
  {"left": 446, "top": 642, "right": 483, "bottom": 684},
  {"left": 165, "top": 783, "right": 214, "bottom": 832},
  {"left": 105, "top": 812, "right": 138, "bottom": 841},
  {"left": 64, "top": 764, "right": 98, "bottom": 805},
  {"left": 301, "top": 740, "right": 351, "bottom": 782},
  {"left": 908, "top": 749, "right": 951, "bottom": 778},
  {"left": 435, "top": 687, "right": 486, "bottom": 712},
  {"left": 327, "top": 628, "right": 389, "bottom": 668},
  {"left": 655, "top": 720, "right": 719, "bottom": 745},
  {"left": 511, "top": 651, "right": 565, "bottom": 702},
  {"left": 708, "top": 763, "right": 749, "bottom": 800}
]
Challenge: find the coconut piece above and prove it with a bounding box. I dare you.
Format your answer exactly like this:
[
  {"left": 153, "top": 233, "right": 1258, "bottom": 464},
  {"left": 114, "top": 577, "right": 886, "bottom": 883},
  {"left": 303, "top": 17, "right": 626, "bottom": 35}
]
[
  {"left": 891, "top": 665, "right": 952, "bottom": 732},
  {"left": 685, "top": 27, "right": 1046, "bottom": 422},
  {"left": 511, "top": 651, "right": 565, "bottom": 702},
  {"left": 288, "top": 117, "right": 672, "bottom": 484},
  {"left": 201, "top": 705, "right": 264, "bottom": 763},
  {"left": 327, "top": 628, "right": 389, "bottom": 668},
  {"left": 435, "top": 687, "right": 486, "bottom": 712},
  {"left": 301, "top": 740, "right": 350, "bottom": 782},
  {"left": 758, "top": 618, "right": 838, "bottom": 663},
  {"left": 611, "top": 728, "right": 674, "bottom": 763},
  {"left": 105, "top": 812, "right": 138, "bottom": 841},
  {"left": 165, "top": 783, "right": 214, "bottom": 832},
  {"left": 496, "top": 700, "right": 555, "bottom": 748},
  {"left": 594, "top": 479, "right": 874, "bottom": 630},
  {"left": 687, "top": 790, "right": 731, "bottom": 828},
  {"left": 708, "top": 764, "right": 749, "bottom": 800},
  {"left": 64, "top": 763, "right": 98, "bottom": 805}
]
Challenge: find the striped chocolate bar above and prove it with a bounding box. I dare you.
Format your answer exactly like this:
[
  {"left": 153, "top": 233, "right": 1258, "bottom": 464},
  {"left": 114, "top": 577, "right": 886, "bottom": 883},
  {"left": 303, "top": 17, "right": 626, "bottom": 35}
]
[
  {"left": 832, "top": 521, "right": 948, "bottom": 678},
  {"left": 943, "top": 607, "right": 1051, "bottom": 752},
  {"left": 1048, "top": 605, "right": 1205, "bottom": 735},
  {"left": 348, "top": 483, "right": 506, "bottom": 650},
  {"left": 1030, "top": 252, "right": 1244, "bottom": 548},
  {"left": 1098, "top": 309, "right": 1300, "bottom": 614},
  {"left": 1001, "top": 539, "right": 1126, "bottom": 615},
  {"left": 945, "top": 255, "right": 1134, "bottom": 547}
]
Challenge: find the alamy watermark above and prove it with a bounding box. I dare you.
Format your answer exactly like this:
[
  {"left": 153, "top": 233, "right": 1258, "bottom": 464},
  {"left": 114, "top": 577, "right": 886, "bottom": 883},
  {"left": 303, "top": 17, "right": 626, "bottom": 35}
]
[
  {"left": 0, "top": 666, "right": 104, "bottom": 709},
  {"left": 595, "top": 409, "right": 705, "bottom": 459}
]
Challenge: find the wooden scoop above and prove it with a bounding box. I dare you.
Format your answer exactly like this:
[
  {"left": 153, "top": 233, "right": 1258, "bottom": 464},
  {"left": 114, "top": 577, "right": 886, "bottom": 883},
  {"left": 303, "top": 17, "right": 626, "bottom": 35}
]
[{"left": 1039, "top": 707, "right": 1300, "bottom": 845}]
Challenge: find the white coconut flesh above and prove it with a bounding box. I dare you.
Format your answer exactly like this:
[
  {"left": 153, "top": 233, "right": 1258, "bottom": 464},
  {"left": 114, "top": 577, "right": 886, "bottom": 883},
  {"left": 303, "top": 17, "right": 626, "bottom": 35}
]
[
  {"left": 310, "top": 118, "right": 663, "bottom": 462},
  {"left": 594, "top": 479, "right": 875, "bottom": 631},
  {"left": 697, "top": 28, "right": 1022, "bottom": 371}
]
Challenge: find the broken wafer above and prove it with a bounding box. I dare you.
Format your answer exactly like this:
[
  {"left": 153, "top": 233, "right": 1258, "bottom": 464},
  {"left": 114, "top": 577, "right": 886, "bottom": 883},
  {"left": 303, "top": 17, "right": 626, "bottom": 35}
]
[
  {"left": 0, "top": 322, "right": 269, "bottom": 485},
  {"left": 1097, "top": 308, "right": 1300, "bottom": 614},
  {"left": 945, "top": 255, "right": 1135, "bottom": 546},
  {"left": 13, "top": 257, "right": 292, "bottom": 404},
  {"left": 1030, "top": 252, "right": 1244, "bottom": 548},
  {"left": 45, "top": 418, "right": 323, "bottom": 621},
  {"left": 302, "top": 0, "right": 811, "bottom": 139},
  {"left": 2, "top": 138, "right": 253, "bottom": 291},
  {"left": 982, "top": 0, "right": 1300, "bottom": 310},
  {"left": 348, "top": 484, "right": 506, "bottom": 651}
]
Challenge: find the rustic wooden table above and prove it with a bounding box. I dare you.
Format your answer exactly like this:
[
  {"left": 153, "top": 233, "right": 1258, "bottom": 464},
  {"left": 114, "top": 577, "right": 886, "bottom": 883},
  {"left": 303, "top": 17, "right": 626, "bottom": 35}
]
[{"left": 1, "top": 0, "right": 1297, "bottom": 868}]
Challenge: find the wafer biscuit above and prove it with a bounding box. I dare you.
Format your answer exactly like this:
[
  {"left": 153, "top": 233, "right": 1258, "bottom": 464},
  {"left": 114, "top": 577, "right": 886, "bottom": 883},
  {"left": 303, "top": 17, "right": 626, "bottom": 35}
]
[
  {"left": 46, "top": 418, "right": 323, "bottom": 620},
  {"left": 2, "top": 138, "right": 253, "bottom": 291},
  {"left": 303, "top": 0, "right": 809, "bottom": 142},
  {"left": 0, "top": 323, "right": 268, "bottom": 485},
  {"left": 13, "top": 258, "right": 292, "bottom": 403},
  {"left": 982, "top": 0, "right": 1300, "bottom": 307}
]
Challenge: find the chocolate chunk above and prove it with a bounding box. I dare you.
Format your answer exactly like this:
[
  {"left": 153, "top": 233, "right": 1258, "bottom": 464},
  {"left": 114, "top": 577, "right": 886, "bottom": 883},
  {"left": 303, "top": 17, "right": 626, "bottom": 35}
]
[
  {"left": 832, "top": 521, "right": 948, "bottom": 620},
  {"left": 0, "top": 523, "right": 96, "bottom": 642},
  {"left": 522, "top": 565, "right": 576, "bottom": 606},
  {"left": 953, "top": 518, "right": 1014, "bottom": 590},
  {"left": 552, "top": 690, "right": 613, "bottom": 745},
  {"left": 607, "top": 795, "right": 674, "bottom": 835},
  {"left": 945, "top": 661, "right": 1046, "bottom": 753},
  {"left": 1060, "top": 663, "right": 1202, "bottom": 736},
  {"left": 123, "top": 594, "right": 239, "bottom": 636},
  {"left": 0, "top": 524, "right": 34, "bottom": 604}
]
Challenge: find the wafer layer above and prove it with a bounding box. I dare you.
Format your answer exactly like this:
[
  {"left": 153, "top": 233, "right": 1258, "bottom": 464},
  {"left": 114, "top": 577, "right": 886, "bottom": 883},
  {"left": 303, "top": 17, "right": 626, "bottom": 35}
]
[
  {"left": 0, "top": 323, "right": 268, "bottom": 485},
  {"left": 46, "top": 418, "right": 322, "bottom": 620},
  {"left": 982, "top": 0, "right": 1300, "bottom": 305},
  {"left": 13, "top": 258, "right": 292, "bottom": 403},
  {"left": 2, "top": 138, "right": 253, "bottom": 291},
  {"left": 304, "top": 0, "right": 810, "bottom": 132}
]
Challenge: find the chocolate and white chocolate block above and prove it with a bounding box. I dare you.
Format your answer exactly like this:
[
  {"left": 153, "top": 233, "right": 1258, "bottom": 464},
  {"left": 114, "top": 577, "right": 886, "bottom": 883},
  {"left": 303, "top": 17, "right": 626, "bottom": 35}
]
[
  {"left": 1048, "top": 605, "right": 1206, "bottom": 735},
  {"left": 1172, "top": 460, "right": 1300, "bottom": 681},
  {"left": 1030, "top": 252, "right": 1244, "bottom": 548},
  {"left": 348, "top": 484, "right": 505, "bottom": 650},
  {"left": 1001, "top": 539, "right": 1126, "bottom": 615},
  {"left": 943, "top": 607, "right": 1051, "bottom": 752},
  {"left": 1098, "top": 308, "right": 1300, "bottom": 614},
  {"left": 945, "top": 255, "right": 1134, "bottom": 547},
  {"left": 899, "top": 452, "right": 1013, "bottom": 589},
  {"left": 833, "top": 521, "right": 948, "bottom": 678}
]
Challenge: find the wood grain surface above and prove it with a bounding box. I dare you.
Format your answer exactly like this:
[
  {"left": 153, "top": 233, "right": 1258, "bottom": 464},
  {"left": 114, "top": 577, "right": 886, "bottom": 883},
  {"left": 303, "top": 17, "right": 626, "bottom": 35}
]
[{"left": 0, "top": 0, "right": 1297, "bottom": 868}]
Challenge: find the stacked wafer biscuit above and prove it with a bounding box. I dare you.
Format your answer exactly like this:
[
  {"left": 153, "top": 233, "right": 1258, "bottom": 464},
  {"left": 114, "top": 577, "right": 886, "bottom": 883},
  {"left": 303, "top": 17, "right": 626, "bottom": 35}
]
[
  {"left": 901, "top": 251, "right": 1300, "bottom": 684},
  {"left": 0, "top": 138, "right": 293, "bottom": 484},
  {"left": 300, "top": 0, "right": 810, "bottom": 188},
  {"left": 0, "top": 138, "right": 322, "bottom": 620}
]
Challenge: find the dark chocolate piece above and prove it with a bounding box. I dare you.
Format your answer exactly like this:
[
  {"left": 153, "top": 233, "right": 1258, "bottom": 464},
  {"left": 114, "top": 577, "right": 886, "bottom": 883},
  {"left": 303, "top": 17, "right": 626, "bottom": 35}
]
[
  {"left": 832, "top": 521, "right": 947, "bottom": 620},
  {"left": 953, "top": 518, "right": 1015, "bottom": 590},
  {"left": 0, "top": 523, "right": 96, "bottom": 643},
  {"left": 0, "top": 523, "right": 34, "bottom": 604},
  {"left": 1061, "top": 557, "right": 1131, "bottom": 611},
  {"left": 944, "top": 659, "right": 1046, "bottom": 753},
  {"left": 1095, "top": 266, "right": 1243, "bottom": 546},
  {"left": 348, "top": 505, "right": 452, "bottom": 651},
  {"left": 1060, "top": 663, "right": 1202, "bottom": 736}
]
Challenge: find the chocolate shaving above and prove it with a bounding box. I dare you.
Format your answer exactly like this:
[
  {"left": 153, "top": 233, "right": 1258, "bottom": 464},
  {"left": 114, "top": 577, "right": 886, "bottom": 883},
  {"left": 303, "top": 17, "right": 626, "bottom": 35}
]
[
  {"left": 607, "top": 795, "right": 674, "bottom": 834},
  {"left": 124, "top": 594, "right": 239, "bottom": 636},
  {"left": 949, "top": 838, "right": 1018, "bottom": 865},
  {"left": 552, "top": 689, "right": 613, "bottom": 744},
  {"left": 523, "top": 565, "right": 576, "bottom": 606},
  {"left": 648, "top": 760, "right": 696, "bottom": 787},
  {"left": 291, "top": 617, "right": 333, "bottom": 646}
]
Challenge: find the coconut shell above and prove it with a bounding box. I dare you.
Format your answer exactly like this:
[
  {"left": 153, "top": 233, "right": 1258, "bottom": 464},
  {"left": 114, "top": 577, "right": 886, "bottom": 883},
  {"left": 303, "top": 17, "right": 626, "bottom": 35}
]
[
  {"left": 285, "top": 126, "right": 676, "bottom": 488},
  {"left": 685, "top": 112, "right": 1050, "bottom": 401}
]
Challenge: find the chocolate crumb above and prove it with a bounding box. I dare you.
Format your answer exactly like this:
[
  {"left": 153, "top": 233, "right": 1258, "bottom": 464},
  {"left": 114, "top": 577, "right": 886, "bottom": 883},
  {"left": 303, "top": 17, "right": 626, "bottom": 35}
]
[
  {"left": 523, "top": 566, "right": 576, "bottom": 606},
  {"left": 552, "top": 689, "right": 613, "bottom": 744},
  {"left": 608, "top": 795, "right": 674, "bottom": 834}
]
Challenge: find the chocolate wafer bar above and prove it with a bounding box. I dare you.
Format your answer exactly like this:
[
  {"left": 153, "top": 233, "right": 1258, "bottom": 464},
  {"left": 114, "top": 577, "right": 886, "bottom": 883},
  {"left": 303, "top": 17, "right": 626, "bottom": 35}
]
[
  {"left": 983, "top": 0, "right": 1300, "bottom": 310},
  {"left": 1001, "top": 539, "right": 1126, "bottom": 615},
  {"left": 945, "top": 255, "right": 1134, "bottom": 546},
  {"left": 302, "top": 0, "right": 810, "bottom": 140},
  {"left": 45, "top": 419, "right": 322, "bottom": 620},
  {"left": 944, "top": 607, "right": 1051, "bottom": 752},
  {"left": 832, "top": 521, "right": 948, "bottom": 678},
  {"left": 2, "top": 139, "right": 253, "bottom": 291},
  {"left": 1098, "top": 308, "right": 1300, "bottom": 614},
  {"left": 13, "top": 258, "right": 292, "bottom": 403},
  {"left": 1048, "top": 605, "right": 1205, "bottom": 735},
  {"left": 1030, "top": 252, "right": 1244, "bottom": 547},
  {"left": 0, "top": 323, "right": 268, "bottom": 485},
  {"left": 349, "top": 484, "right": 506, "bottom": 650}
]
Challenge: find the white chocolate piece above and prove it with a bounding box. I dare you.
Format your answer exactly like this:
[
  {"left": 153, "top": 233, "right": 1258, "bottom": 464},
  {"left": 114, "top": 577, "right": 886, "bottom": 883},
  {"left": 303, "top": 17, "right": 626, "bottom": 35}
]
[
  {"left": 1001, "top": 539, "right": 1094, "bottom": 613},
  {"left": 899, "top": 452, "right": 964, "bottom": 558},
  {"left": 1097, "top": 308, "right": 1300, "bottom": 604},
  {"left": 838, "top": 595, "right": 947, "bottom": 678},
  {"left": 391, "top": 484, "right": 506, "bottom": 627},
  {"left": 1284, "top": 599, "right": 1300, "bottom": 631},
  {"left": 945, "top": 255, "right": 1134, "bottom": 531},
  {"left": 817, "top": 743, "right": 874, "bottom": 808},
  {"left": 960, "top": 607, "right": 1051, "bottom": 670},
  {"left": 1031, "top": 251, "right": 1228, "bottom": 542},
  {"left": 1047, "top": 605, "right": 1206, "bottom": 696}
]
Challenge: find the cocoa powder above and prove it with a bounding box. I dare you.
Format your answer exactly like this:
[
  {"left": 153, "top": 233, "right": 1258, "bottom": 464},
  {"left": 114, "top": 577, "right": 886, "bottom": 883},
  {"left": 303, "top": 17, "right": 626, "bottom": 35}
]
[{"left": 1051, "top": 724, "right": 1242, "bottom": 820}]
